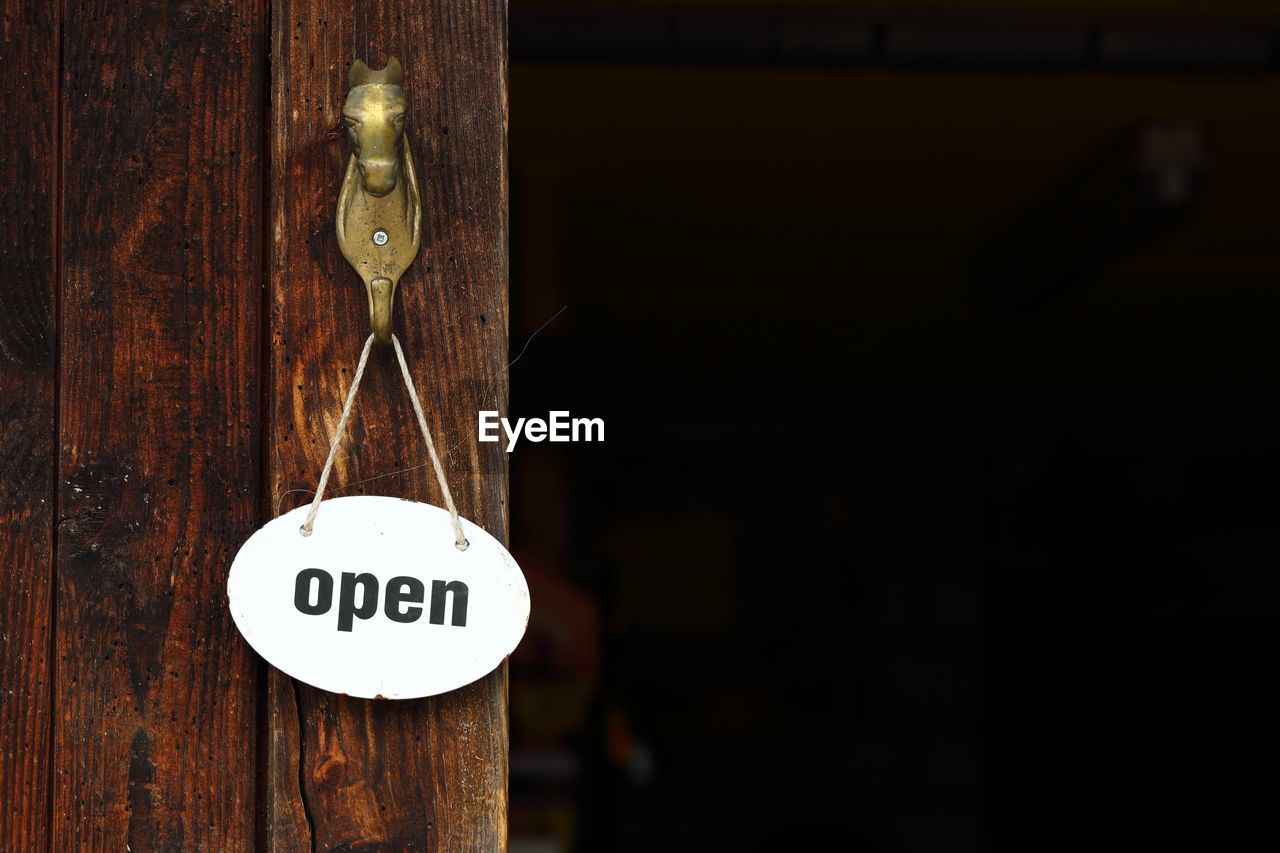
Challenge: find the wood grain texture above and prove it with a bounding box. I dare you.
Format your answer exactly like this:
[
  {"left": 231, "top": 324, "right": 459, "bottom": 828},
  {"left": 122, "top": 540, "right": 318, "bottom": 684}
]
[
  {"left": 266, "top": 1, "right": 509, "bottom": 849},
  {"left": 0, "top": 1, "right": 58, "bottom": 848},
  {"left": 54, "top": 2, "right": 265, "bottom": 849}
]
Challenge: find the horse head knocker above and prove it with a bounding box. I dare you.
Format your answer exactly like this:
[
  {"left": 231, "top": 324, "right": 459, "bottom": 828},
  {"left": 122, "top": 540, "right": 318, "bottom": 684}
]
[{"left": 336, "top": 56, "right": 422, "bottom": 346}]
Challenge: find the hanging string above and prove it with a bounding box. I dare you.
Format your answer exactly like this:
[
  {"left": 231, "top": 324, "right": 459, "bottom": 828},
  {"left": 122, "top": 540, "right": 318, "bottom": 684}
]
[
  {"left": 390, "top": 333, "right": 468, "bottom": 550},
  {"left": 298, "top": 333, "right": 469, "bottom": 552},
  {"left": 300, "top": 334, "right": 374, "bottom": 536}
]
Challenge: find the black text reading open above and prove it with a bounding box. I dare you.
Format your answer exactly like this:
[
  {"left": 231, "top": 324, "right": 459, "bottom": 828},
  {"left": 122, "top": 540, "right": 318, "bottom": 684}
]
[{"left": 294, "top": 568, "right": 469, "bottom": 632}]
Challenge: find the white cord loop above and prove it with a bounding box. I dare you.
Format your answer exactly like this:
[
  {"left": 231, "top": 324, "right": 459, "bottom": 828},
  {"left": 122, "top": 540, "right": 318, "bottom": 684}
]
[
  {"left": 390, "top": 333, "right": 469, "bottom": 550},
  {"left": 299, "top": 334, "right": 374, "bottom": 536},
  {"left": 299, "top": 333, "right": 469, "bottom": 551}
]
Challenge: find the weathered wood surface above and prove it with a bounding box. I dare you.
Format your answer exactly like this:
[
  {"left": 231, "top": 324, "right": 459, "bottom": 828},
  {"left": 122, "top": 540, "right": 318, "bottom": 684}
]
[
  {"left": 53, "top": 2, "right": 265, "bottom": 849},
  {"left": 266, "top": 1, "right": 510, "bottom": 849},
  {"left": 0, "top": 1, "right": 58, "bottom": 849}
]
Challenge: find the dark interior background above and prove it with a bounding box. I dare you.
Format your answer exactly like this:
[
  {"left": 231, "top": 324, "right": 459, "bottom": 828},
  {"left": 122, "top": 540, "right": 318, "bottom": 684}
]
[{"left": 502, "top": 2, "right": 1280, "bottom": 850}]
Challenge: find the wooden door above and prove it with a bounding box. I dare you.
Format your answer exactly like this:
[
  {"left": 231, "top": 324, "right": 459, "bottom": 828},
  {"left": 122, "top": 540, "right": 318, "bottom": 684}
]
[{"left": 0, "top": 1, "right": 509, "bottom": 850}]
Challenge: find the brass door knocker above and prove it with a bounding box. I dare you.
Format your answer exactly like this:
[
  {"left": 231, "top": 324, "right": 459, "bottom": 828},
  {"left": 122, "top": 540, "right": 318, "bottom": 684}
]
[{"left": 336, "top": 57, "right": 422, "bottom": 345}]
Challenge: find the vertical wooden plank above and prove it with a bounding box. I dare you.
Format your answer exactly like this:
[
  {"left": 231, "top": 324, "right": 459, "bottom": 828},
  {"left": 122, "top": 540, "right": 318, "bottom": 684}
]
[
  {"left": 0, "top": 1, "right": 58, "bottom": 849},
  {"left": 266, "top": 0, "right": 509, "bottom": 849},
  {"left": 54, "top": 1, "right": 265, "bottom": 849}
]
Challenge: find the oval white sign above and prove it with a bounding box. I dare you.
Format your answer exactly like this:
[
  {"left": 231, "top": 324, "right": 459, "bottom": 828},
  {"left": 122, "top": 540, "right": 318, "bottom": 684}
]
[{"left": 227, "top": 495, "right": 529, "bottom": 699}]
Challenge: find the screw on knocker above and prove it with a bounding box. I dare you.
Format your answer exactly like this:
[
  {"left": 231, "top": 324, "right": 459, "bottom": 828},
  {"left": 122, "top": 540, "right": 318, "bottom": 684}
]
[{"left": 335, "top": 57, "right": 422, "bottom": 346}]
